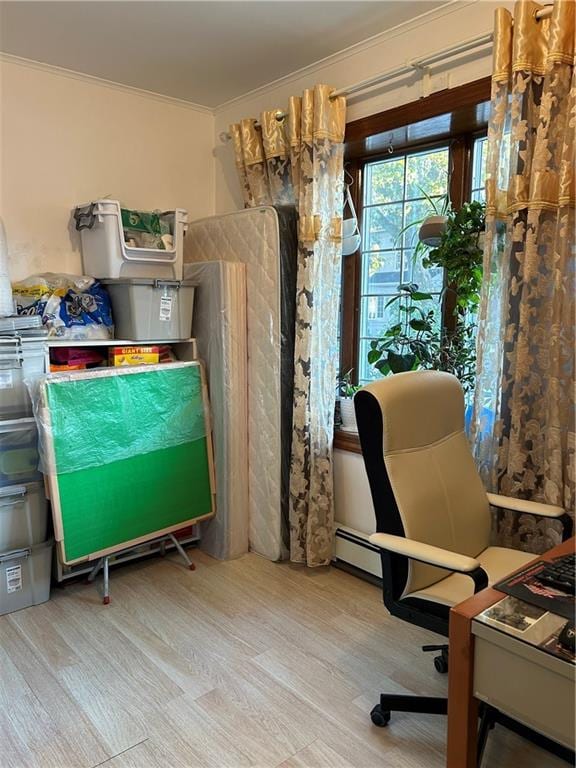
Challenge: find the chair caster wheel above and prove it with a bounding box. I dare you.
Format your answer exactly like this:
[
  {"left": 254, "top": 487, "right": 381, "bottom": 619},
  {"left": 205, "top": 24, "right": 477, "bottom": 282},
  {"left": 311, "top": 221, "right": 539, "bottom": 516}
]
[
  {"left": 434, "top": 654, "right": 449, "bottom": 674},
  {"left": 370, "top": 705, "right": 391, "bottom": 727}
]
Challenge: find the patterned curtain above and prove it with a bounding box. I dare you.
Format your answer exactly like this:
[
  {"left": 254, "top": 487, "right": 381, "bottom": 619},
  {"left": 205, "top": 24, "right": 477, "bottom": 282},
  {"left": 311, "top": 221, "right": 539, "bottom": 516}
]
[
  {"left": 230, "top": 108, "right": 298, "bottom": 207},
  {"left": 472, "top": 0, "right": 575, "bottom": 552},
  {"left": 230, "top": 86, "right": 346, "bottom": 566}
]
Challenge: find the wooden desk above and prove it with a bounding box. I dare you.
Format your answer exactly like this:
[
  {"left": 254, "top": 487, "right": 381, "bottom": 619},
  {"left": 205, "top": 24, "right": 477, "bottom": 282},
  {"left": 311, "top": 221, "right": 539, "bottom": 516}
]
[{"left": 446, "top": 537, "right": 575, "bottom": 768}]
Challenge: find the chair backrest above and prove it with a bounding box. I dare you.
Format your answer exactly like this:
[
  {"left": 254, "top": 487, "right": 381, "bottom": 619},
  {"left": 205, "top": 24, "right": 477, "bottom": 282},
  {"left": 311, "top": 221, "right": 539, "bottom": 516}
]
[{"left": 354, "top": 370, "right": 491, "bottom": 599}]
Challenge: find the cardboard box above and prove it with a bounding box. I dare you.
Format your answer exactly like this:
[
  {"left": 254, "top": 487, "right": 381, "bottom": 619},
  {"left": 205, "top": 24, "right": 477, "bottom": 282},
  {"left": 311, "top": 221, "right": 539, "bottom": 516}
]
[{"left": 109, "top": 346, "right": 160, "bottom": 367}]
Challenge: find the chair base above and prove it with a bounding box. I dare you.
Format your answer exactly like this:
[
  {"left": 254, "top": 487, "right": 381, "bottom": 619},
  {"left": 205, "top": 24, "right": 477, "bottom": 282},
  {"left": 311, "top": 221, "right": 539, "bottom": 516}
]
[
  {"left": 422, "top": 643, "right": 449, "bottom": 674},
  {"left": 370, "top": 694, "right": 448, "bottom": 727}
]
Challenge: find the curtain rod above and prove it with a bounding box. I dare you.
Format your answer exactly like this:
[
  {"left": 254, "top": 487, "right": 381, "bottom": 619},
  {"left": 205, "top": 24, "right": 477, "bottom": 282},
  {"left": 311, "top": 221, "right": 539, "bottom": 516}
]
[{"left": 219, "top": 4, "right": 553, "bottom": 143}]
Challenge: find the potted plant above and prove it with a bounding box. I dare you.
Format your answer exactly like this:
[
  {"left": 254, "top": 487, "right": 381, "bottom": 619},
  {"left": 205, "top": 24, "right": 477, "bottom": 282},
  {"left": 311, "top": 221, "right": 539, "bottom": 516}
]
[
  {"left": 422, "top": 200, "right": 485, "bottom": 316},
  {"left": 367, "top": 283, "right": 441, "bottom": 375},
  {"left": 337, "top": 369, "right": 361, "bottom": 432},
  {"left": 367, "top": 200, "right": 485, "bottom": 400}
]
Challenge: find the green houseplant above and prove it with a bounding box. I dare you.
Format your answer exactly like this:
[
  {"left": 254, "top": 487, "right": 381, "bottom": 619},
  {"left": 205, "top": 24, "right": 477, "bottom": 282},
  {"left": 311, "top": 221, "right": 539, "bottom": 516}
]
[
  {"left": 367, "top": 200, "right": 485, "bottom": 396},
  {"left": 367, "top": 283, "right": 440, "bottom": 375},
  {"left": 423, "top": 200, "right": 485, "bottom": 315}
]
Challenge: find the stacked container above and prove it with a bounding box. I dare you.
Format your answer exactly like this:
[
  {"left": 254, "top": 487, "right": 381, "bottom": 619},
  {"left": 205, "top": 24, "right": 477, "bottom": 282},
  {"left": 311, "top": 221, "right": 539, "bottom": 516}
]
[
  {"left": 0, "top": 327, "right": 52, "bottom": 615},
  {"left": 74, "top": 201, "right": 196, "bottom": 341}
]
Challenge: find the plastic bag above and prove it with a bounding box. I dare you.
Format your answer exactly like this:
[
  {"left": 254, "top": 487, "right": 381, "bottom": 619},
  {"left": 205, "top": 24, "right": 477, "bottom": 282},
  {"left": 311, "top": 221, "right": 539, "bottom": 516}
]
[
  {"left": 121, "top": 208, "right": 173, "bottom": 250},
  {"left": 12, "top": 273, "right": 114, "bottom": 339}
]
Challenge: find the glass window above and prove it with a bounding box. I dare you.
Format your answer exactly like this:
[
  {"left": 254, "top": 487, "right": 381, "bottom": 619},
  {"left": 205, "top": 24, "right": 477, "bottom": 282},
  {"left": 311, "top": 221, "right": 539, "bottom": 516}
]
[
  {"left": 357, "top": 146, "right": 449, "bottom": 384},
  {"left": 471, "top": 136, "right": 487, "bottom": 202}
]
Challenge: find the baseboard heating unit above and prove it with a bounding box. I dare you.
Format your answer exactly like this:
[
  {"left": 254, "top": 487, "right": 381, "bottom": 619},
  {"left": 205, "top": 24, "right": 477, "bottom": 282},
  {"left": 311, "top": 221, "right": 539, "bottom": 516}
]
[{"left": 333, "top": 524, "right": 382, "bottom": 583}]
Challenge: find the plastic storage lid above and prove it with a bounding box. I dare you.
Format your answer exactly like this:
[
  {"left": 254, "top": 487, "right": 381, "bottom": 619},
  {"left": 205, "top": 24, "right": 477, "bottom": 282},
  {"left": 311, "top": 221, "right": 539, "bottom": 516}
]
[
  {"left": 0, "top": 316, "right": 43, "bottom": 333},
  {"left": 101, "top": 278, "right": 197, "bottom": 286}
]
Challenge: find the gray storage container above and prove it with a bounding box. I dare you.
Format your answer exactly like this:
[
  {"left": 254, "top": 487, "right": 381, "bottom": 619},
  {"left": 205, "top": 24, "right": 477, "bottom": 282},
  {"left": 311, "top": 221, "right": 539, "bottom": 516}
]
[
  {"left": 0, "top": 338, "right": 45, "bottom": 420},
  {"left": 0, "top": 418, "right": 42, "bottom": 488},
  {"left": 0, "top": 483, "right": 48, "bottom": 551},
  {"left": 0, "top": 539, "right": 53, "bottom": 615},
  {"left": 102, "top": 278, "right": 196, "bottom": 341}
]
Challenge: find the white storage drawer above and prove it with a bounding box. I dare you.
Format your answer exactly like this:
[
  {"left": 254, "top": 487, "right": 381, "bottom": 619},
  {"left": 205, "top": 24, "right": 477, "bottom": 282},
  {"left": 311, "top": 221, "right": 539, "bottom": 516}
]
[
  {"left": 0, "top": 539, "right": 53, "bottom": 616},
  {"left": 74, "top": 200, "right": 187, "bottom": 280},
  {"left": 0, "top": 482, "right": 48, "bottom": 550},
  {"left": 0, "top": 419, "right": 42, "bottom": 488},
  {"left": 473, "top": 621, "right": 575, "bottom": 749}
]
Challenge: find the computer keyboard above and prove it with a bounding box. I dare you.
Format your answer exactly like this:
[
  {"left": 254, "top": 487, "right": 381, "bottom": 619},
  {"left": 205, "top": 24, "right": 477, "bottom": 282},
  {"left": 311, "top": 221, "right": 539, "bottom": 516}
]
[{"left": 535, "top": 554, "right": 576, "bottom": 595}]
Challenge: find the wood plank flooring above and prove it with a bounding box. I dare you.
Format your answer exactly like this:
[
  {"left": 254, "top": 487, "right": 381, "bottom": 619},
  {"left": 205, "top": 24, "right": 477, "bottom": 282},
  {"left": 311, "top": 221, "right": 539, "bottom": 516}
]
[{"left": 0, "top": 550, "right": 566, "bottom": 768}]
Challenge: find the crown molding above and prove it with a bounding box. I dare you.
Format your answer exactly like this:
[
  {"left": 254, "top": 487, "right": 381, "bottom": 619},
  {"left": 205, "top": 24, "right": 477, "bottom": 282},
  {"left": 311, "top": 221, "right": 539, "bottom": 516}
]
[
  {"left": 214, "top": 0, "right": 480, "bottom": 114},
  {"left": 0, "top": 51, "right": 214, "bottom": 115}
]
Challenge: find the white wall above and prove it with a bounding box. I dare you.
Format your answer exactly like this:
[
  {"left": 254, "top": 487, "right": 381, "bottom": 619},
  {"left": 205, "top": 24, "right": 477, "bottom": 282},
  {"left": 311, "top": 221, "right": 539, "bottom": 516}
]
[
  {"left": 214, "top": 0, "right": 511, "bottom": 213},
  {"left": 0, "top": 57, "right": 215, "bottom": 280}
]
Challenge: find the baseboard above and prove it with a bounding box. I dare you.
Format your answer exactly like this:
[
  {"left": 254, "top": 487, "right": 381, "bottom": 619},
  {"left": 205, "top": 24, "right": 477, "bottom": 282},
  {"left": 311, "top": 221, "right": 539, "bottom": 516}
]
[{"left": 334, "top": 524, "right": 382, "bottom": 581}]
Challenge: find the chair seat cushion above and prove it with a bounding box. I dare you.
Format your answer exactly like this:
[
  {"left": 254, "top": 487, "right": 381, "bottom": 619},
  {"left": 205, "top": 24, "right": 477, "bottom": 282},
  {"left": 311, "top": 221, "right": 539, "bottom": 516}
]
[{"left": 404, "top": 546, "right": 536, "bottom": 607}]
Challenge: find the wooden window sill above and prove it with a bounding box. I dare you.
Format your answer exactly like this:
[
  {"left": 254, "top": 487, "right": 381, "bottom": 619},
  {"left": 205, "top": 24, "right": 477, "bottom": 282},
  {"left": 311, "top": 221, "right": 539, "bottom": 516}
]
[{"left": 333, "top": 429, "right": 362, "bottom": 454}]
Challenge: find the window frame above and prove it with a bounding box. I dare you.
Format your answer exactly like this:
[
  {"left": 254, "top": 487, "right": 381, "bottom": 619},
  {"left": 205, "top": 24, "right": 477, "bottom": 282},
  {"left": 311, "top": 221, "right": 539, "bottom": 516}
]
[{"left": 339, "top": 79, "right": 490, "bottom": 385}]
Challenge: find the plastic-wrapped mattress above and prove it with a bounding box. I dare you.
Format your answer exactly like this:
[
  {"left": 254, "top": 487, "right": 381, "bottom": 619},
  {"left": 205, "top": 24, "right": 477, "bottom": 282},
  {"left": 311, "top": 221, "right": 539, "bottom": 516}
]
[
  {"left": 185, "top": 207, "right": 297, "bottom": 561},
  {"left": 184, "top": 261, "right": 248, "bottom": 560}
]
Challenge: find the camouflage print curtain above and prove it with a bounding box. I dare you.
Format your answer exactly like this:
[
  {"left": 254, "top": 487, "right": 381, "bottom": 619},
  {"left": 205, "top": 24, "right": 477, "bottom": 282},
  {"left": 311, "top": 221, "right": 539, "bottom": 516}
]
[
  {"left": 230, "top": 86, "right": 346, "bottom": 566},
  {"left": 472, "top": 0, "right": 575, "bottom": 551}
]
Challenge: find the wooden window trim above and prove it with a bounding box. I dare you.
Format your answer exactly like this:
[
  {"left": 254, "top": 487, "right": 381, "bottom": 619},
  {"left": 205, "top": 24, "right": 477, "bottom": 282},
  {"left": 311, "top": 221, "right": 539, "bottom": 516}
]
[
  {"left": 334, "top": 429, "right": 362, "bottom": 454},
  {"left": 345, "top": 77, "right": 491, "bottom": 160}
]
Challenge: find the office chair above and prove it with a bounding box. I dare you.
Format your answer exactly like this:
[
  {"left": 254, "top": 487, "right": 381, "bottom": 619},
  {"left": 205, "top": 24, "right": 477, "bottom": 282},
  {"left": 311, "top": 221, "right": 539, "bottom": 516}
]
[{"left": 354, "top": 371, "right": 572, "bottom": 731}]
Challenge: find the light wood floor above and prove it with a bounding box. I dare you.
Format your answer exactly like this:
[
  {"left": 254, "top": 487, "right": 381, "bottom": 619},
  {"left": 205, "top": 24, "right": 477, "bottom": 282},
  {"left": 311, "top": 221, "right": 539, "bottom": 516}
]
[{"left": 0, "top": 550, "right": 566, "bottom": 768}]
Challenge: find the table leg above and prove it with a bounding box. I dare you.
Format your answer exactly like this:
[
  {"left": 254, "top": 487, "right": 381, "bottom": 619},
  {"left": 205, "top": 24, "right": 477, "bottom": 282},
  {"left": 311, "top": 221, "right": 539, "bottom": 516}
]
[{"left": 447, "top": 609, "right": 478, "bottom": 768}]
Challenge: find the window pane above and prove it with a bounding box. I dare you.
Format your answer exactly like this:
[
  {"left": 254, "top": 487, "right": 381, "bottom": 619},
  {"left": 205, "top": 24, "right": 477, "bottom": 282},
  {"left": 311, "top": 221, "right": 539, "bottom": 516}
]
[
  {"left": 403, "top": 249, "right": 444, "bottom": 293},
  {"left": 358, "top": 338, "right": 387, "bottom": 384},
  {"left": 361, "top": 251, "right": 402, "bottom": 295},
  {"left": 363, "top": 203, "right": 404, "bottom": 252},
  {"left": 471, "top": 136, "right": 487, "bottom": 201},
  {"left": 359, "top": 295, "right": 401, "bottom": 340},
  {"left": 405, "top": 148, "right": 449, "bottom": 199},
  {"left": 356, "top": 144, "right": 449, "bottom": 384},
  {"left": 365, "top": 157, "right": 405, "bottom": 205}
]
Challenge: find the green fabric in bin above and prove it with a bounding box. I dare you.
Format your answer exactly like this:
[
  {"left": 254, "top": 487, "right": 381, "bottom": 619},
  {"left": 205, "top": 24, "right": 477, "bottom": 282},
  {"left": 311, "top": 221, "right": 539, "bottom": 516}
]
[{"left": 43, "top": 363, "right": 213, "bottom": 563}]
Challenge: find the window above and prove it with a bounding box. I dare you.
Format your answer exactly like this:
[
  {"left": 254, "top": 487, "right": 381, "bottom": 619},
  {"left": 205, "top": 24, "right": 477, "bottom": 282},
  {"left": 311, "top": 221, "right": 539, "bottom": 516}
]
[
  {"left": 358, "top": 146, "right": 449, "bottom": 383},
  {"left": 471, "top": 136, "right": 488, "bottom": 202},
  {"left": 367, "top": 295, "right": 387, "bottom": 320},
  {"left": 336, "top": 77, "right": 492, "bottom": 444}
]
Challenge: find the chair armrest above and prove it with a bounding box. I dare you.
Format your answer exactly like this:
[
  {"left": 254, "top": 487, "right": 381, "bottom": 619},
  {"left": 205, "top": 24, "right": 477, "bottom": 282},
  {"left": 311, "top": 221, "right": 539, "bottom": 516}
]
[
  {"left": 369, "top": 533, "right": 489, "bottom": 593},
  {"left": 486, "top": 493, "right": 564, "bottom": 519},
  {"left": 369, "top": 533, "right": 480, "bottom": 573}
]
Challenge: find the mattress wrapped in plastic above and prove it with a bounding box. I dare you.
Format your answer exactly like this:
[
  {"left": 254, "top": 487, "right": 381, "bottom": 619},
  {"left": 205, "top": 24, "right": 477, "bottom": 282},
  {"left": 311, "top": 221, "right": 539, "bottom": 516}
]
[
  {"left": 184, "top": 261, "right": 249, "bottom": 560},
  {"left": 185, "top": 206, "right": 297, "bottom": 561}
]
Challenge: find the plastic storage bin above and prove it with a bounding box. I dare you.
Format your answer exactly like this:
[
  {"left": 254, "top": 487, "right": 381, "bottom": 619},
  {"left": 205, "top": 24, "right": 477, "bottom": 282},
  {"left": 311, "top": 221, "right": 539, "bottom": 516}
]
[
  {"left": 0, "top": 539, "right": 53, "bottom": 615},
  {"left": 0, "top": 419, "right": 41, "bottom": 488},
  {"left": 74, "top": 200, "right": 187, "bottom": 280},
  {"left": 102, "top": 278, "right": 196, "bottom": 341},
  {"left": 0, "top": 483, "right": 48, "bottom": 551},
  {"left": 0, "top": 338, "right": 45, "bottom": 420}
]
